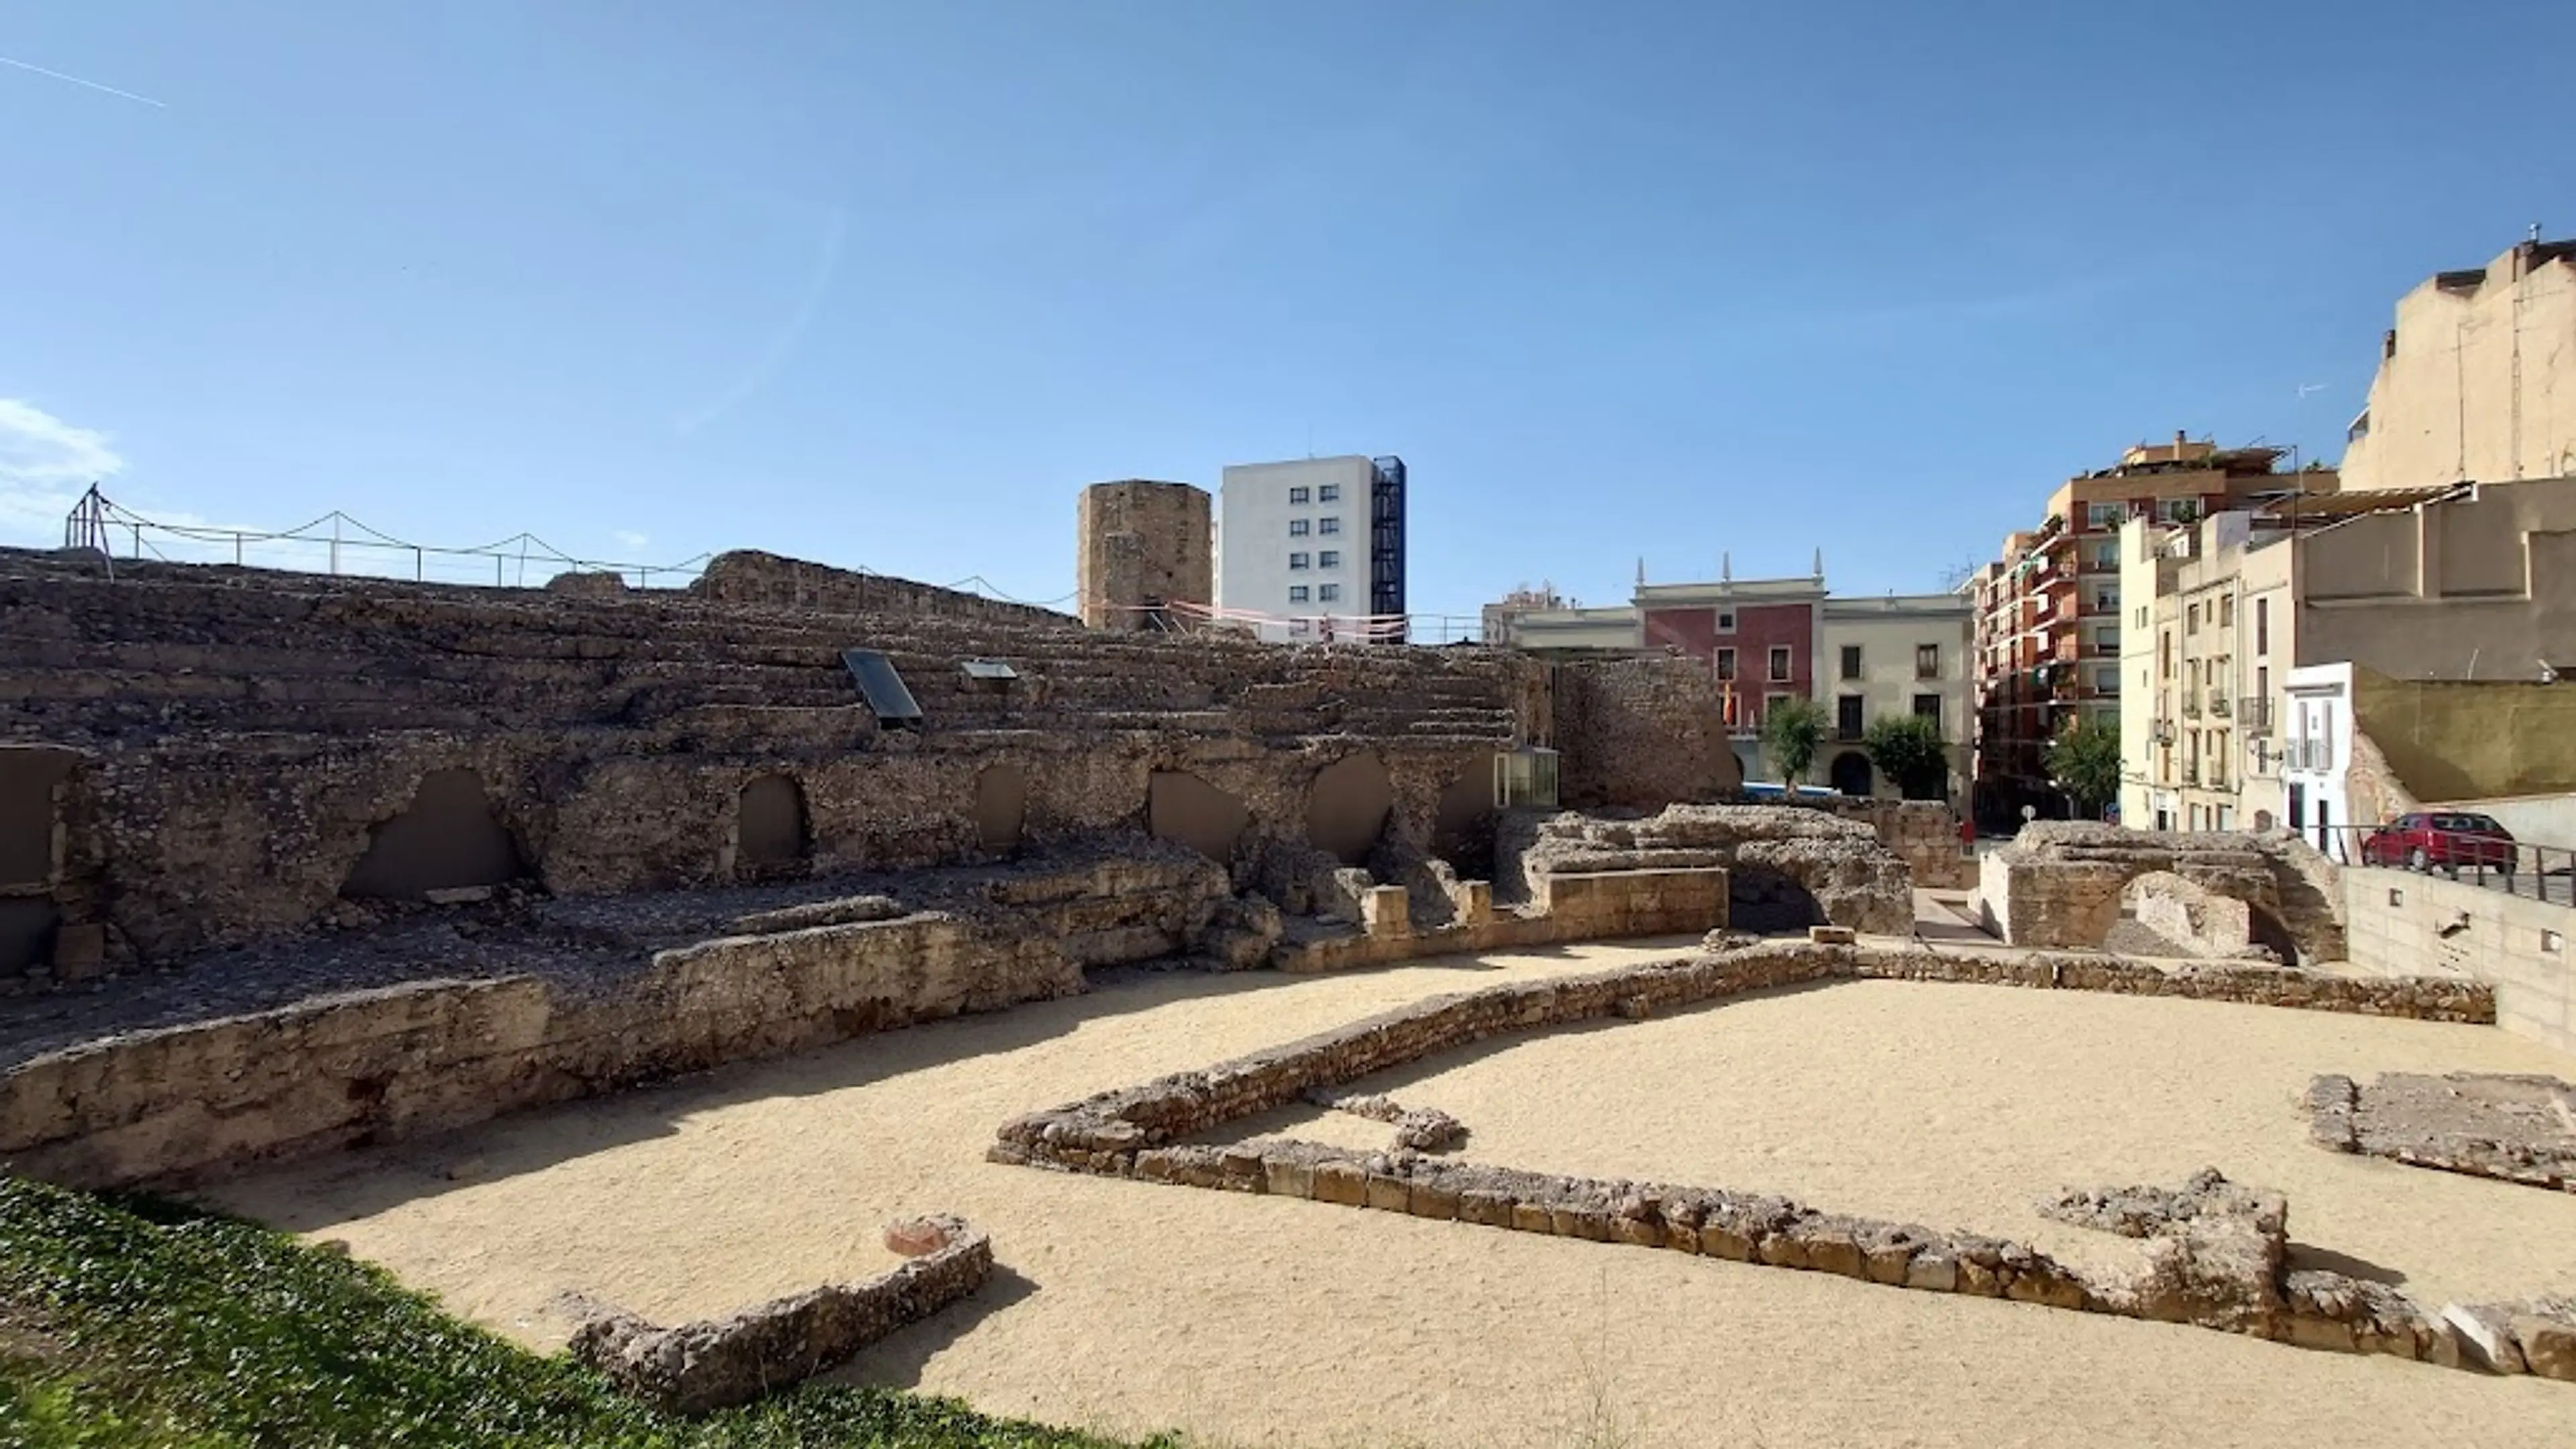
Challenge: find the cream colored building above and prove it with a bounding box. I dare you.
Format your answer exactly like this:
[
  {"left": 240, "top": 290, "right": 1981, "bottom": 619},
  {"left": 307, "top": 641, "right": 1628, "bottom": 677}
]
[
  {"left": 2118, "top": 476, "right": 2576, "bottom": 834},
  {"left": 2341, "top": 236, "right": 2576, "bottom": 492},
  {"left": 1817, "top": 595, "right": 1974, "bottom": 801}
]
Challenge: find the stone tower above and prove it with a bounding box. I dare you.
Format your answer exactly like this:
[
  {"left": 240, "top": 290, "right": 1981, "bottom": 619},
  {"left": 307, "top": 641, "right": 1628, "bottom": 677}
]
[{"left": 1076, "top": 480, "right": 1212, "bottom": 631}]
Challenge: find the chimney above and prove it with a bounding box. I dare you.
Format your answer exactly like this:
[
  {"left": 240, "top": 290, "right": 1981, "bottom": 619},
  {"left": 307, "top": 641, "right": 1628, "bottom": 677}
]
[{"left": 2174, "top": 429, "right": 2188, "bottom": 455}]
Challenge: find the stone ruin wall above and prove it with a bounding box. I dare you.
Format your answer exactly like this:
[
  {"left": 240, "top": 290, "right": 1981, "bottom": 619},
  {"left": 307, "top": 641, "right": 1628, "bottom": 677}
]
[
  {"left": 1075, "top": 480, "right": 1212, "bottom": 630},
  {"left": 1505, "top": 804, "right": 1915, "bottom": 936},
  {"left": 1551, "top": 656, "right": 1744, "bottom": 808},
  {"left": 1979, "top": 822, "right": 2347, "bottom": 965},
  {"left": 0, "top": 545, "right": 1598, "bottom": 985},
  {"left": 687, "top": 548, "right": 1071, "bottom": 628},
  {"left": 993, "top": 939, "right": 2522, "bottom": 1374}
]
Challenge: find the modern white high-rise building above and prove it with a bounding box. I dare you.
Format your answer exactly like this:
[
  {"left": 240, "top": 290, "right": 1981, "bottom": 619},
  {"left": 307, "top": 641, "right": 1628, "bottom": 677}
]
[{"left": 1214, "top": 455, "right": 1407, "bottom": 642}]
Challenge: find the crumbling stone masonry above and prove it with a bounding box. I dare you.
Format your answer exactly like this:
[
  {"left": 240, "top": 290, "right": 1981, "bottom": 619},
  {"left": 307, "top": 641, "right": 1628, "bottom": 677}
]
[
  {"left": 990, "top": 942, "right": 2550, "bottom": 1379},
  {"left": 2306, "top": 1072, "right": 2576, "bottom": 1193},
  {"left": 566, "top": 1215, "right": 994, "bottom": 1413},
  {"left": 1075, "top": 481, "right": 1212, "bottom": 631},
  {"left": 1505, "top": 805, "right": 1913, "bottom": 936},
  {"left": 1978, "top": 823, "right": 2345, "bottom": 965}
]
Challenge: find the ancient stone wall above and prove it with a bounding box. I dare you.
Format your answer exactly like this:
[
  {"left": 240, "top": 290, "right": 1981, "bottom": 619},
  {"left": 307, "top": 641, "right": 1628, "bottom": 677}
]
[
  {"left": 1821, "top": 798, "right": 1974, "bottom": 889},
  {"left": 1553, "top": 657, "right": 1743, "bottom": 808},
  {"left": 1273, "top": 867, "right": 1729, "bottom": 973},
  {"left": 689, "top": 549, "right": 1072, "bottom": 627},
  {"left": 2122, "top": 872, "right": 2257, "bottom": 958},
  {"left": 0, "top": 849, "right": 1231, "bottom": 1188},
  {"left": 0, "top": 547, "right": 1550, "bottom": 971},
  {"left": 568, "top": 1216, "right": 994, "bottom": 1413},
  {"left": 1980, "top": 824, "right": 2345, "bottom": 964},
  {"left": 1075, "top": 481, "right": 1212, "bottom": 631},
  {"left": 991, "top": 940, "right": 2523, "bottom": 1377},
  {"left": 1511, "top": 804, "right": 1913, "bottom": 935}
]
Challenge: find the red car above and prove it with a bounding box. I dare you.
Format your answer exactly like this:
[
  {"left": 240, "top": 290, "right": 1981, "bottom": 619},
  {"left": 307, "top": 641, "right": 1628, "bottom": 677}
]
[{"left": 2361, "top": 812, "right": 2517, "bottom": 875}]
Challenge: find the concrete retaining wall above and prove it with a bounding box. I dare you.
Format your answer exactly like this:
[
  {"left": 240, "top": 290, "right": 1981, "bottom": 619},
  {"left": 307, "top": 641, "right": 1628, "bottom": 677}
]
[{"left": 2342, "top": 864, "right": 2575, "bottom": 1054}]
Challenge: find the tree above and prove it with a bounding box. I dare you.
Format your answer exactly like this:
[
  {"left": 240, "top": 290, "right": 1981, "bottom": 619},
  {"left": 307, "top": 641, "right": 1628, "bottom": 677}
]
[
  {"left": 1862, "top": 712, "right": 1951, "bottom": 801},
  {"left": 2047, "top": 714, "right": 2123, "bottom": 818},
  {"left": 1761, "top": 696, "right": 1827, "bottom": 792}
]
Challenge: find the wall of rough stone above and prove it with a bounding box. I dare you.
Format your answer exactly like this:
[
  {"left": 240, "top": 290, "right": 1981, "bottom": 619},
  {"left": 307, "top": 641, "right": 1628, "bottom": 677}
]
[
  {"left": 689, "top": 549, "right": 1073, "bottom": 627},
  {"left": 991, "top": 939, "right": 2512, "bottom": 1375},
  {"left": 0, "top": 851, "right": 1230, "bottom": 1188},
  {"left": 1510, "top": 804, "right": 1913, "bottom": 935},
  {"left": 1554, "top": 656, "right": 1743, "bottom": 808},
  {"left": 1272, "top": 867, "right": 1729, "bottom": 973},
  {"left": 1817, "top": 798, "right": 1974, "bottom": 890},
  {"left": 2341, "top": 864, "right": 2575, "bottom": 1054},
  {"left": 0, "top": 547, "right": 1553, "bottom": 974},
  {"left": 568, "top": 1216, "right": 994, "bottom": 1413},
  {"left": 1075, "top": 481, "right": 1212, "bottom": 631},
  {"left": 1978, "top": 824, "right": 2345, "bottom": 964}
]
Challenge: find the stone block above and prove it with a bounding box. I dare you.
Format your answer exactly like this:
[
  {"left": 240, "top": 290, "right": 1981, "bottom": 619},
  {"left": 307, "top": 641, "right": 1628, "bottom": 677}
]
[
  {"left": 2515, "top": 1314, "right": 2576, "bottom": 1381},
  {"left": 1511, "top": 1201, "right": 1554, "bottom": 1234},
  {"left": 2440, "top": 1303, "right": 2527, "bottom": 1374},
  {"left": 1408, "top": 1180, "right": 1460, "bottom": 1221},
  {"left": 1904, "top": 1253, "right": 1959, "bottom": 1293},
  {"left": 1807, "top": 925, "right": 1857, "bottom": 945},
  {"left": 1312, "top": 1161, "right": 1367, "bottom": 1207},
  {"left": 1454, "top": 880, "right": 1494, "bottom": 926},
  {"left": 1360, "top": 886, "right": 1411, "bottom": 940},
  {"left": 1365, "top": 1174, "right": 1411, "bottom": 1212},
  {"left": 1263, "top": 1155, "right": 1315, "bottom": 1199}
]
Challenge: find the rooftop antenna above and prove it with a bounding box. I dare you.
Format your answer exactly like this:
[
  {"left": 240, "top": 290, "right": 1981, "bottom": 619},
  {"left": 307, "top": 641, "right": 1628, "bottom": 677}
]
[
  {"left": 1721, "top": 550, "right": 1732, "bottom": 582},
  {"left": 1635, "top": 556, "right": 1646, "bottom": 589},
  {"left": 1812, "top": 546, "right": 1824, "bottom": 580},
  {"left": 2532, "top": 221, "right": 2545, "bottom": 245}
]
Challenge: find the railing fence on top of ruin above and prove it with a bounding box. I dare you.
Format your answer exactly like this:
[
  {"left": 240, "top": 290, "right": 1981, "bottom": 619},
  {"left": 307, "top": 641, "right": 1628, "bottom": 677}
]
[
  {"left": 1120, "top": 598, "right": 1487, "bottom": 647},
  {"left": 61, "top": 484, "right": 715, "bottom": 590},
  {"left": 2304, "top": 821, "right": 2576, "bottom": 908},
  {"left": 53, "top": 486, "right": 1079, "bottom": 610}
]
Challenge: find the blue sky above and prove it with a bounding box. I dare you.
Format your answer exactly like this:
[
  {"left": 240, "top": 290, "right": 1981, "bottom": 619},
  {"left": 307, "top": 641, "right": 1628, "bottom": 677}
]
[{"left": 1, "top": 1, "right": 2565, "bottom": 622}]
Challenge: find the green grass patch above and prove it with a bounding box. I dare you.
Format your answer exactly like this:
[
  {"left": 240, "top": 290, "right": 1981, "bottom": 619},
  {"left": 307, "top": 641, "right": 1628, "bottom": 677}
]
[{"left": 0, "top": 1177, "right": 1165, "bottom": 1449}]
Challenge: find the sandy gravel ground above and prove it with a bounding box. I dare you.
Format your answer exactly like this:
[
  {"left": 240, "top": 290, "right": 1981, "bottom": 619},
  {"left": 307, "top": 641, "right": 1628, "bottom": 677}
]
[{"left": 210, "top": 941, "right": 2576, "bottom": 1449}]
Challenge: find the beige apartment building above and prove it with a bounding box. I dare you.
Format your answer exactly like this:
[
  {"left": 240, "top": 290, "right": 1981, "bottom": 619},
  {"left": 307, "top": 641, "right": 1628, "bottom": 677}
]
[
  {"left": 1968, "top": 436, "right": 2332, "bottom": 826},
  {"left": 1817, "top": 594, "right": 1976, "bottom": 800},
  {"left": 2117, "top": 476, "right": 2576, "bottom": 833},
  {"left": 2341, "top": 235, "right": 2576, "bottom": 492}
]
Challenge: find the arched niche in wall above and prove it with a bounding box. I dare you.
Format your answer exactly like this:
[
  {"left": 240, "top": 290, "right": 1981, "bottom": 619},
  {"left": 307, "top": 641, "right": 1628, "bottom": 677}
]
[
  {"left": 1431, "top": 766, "right": 1496, "bottom": 861},
  {"left": 341, "top": 768, "right": 527, "bottom": 900},
  {"left": 975, "top": 763, "right": 1029, "bottom": 855},
  {"left": 1307, "top": 751, "right": 1393, "bottom": 865},
  {"left": 736, "top": 774, "right": 810, "bottom": 873},
  {"left": 1148, "top": 771, "right": 1250, "bottom": 861},
  {"left": 0, "top": 745, "right": 77, "bottom": 971}
]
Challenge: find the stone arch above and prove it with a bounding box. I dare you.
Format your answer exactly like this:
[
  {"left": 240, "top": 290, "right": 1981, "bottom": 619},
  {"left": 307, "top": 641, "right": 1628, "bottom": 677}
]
[
  {"left": 975, "top": 763, "right": 1028, "bottom": 855},
  {"left": 1729, "top": 869, "right": 1829, "bottom": 934},
  {"left": 735, "top": 774, "right": 810, "bottom": 873},
  {"left": 1828, "top": 751, "right": 1874, "bottom": 799},
  {"left": 1307, "top": 752, "right": 1393, "bottom": 865},
  {"left": 1148, "top": 771, "right": 1250, "bottom": 861},
  {"left": 341, "top": 768, "right": 527, "bottom": 901}
]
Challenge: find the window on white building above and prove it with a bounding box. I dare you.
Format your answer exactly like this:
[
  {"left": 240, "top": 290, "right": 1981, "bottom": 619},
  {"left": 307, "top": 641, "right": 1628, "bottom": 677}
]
[
  {"left": 1318, "top": 550, "right": 1340, "bottom": 568},
  {"left": 1289, "top": 486, "right": 1309, "bottom": 504},
  {"left": 1319, "top": 583, "right": 1341, "bottom": 602},
  {"left": 1289, "top": 519, "right": 1309, "bottom": 537},
  {"left": 1318, "top": 517, "right": 1341, "bottom": 535},
  {"left": 1289, "top": 552, "right": 1309, "bottom": 570},
  {"left": 1289, "top": 585, "right": 1309, "bottom": 603},
  {"left": 1319, "top": 484, "right": 1340, "bottom": 502}
]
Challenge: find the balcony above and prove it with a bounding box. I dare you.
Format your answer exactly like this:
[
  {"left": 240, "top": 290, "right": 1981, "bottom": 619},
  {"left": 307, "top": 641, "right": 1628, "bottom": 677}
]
[
  {"left": 2210, "top": 694, "right": 2232, "bottom": 719},
  {"left": 2182, "top": 692, "right": 2203, "bottom": 718},
  {"left": 2237, "top": 696, "right": 2271, "bottom": 734},
  {"left": 2282, "top": 738, "right": 2335, "bottom": 773},
  {"left": 2086, "top": 640, "right": 2121, "bottom": 657}
]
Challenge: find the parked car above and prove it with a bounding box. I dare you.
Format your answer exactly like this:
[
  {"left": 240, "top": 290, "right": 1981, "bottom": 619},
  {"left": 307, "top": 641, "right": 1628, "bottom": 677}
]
[{"left": 2360, "top": 812, "right": 2517, "bottom": 875}]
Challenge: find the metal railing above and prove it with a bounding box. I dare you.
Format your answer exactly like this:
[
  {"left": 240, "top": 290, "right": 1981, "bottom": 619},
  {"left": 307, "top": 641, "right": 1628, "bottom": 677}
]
[
  {"left": 2280, "top": 737, "right": 2334, "bottom": 771},
  {"left": 2304, "top": 822, "right": 2576, "bottom": 907},
  {"left": 2237, "top": 696, "right": 2272, "bottom": 733},
  {"left": 2210, "top": 694, "right": 2232, "bottom": 718}
]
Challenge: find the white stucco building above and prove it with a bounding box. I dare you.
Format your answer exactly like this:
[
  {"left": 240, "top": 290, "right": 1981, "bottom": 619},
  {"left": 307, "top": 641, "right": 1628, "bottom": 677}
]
[
  {"left": 2280, "top": 662, "right": 2355, "bottom": 861},
  {"left": 1215, "top": 455, "right": 1407, "bottom": 642}
]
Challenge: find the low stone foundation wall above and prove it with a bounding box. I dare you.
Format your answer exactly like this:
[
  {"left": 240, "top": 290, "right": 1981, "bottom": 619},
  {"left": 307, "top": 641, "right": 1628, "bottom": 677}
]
[
  {"left": 2, "top": 910, "right": 1074, "bottom": 1189},
  {"left": 991, "top": 943, "right": 2547, "bottom": 1379},
  {"left": 1273, "top": 867, "right": 1727, "bottom": 974},
  {"left": 566, "top": 1216, "right": 994, "bottom": 1413}
]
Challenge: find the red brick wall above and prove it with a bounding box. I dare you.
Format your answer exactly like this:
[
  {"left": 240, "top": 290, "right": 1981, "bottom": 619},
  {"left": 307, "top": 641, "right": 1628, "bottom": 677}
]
[{"left": 1641, "top": 602, "right": 1814, "bottom": 730}]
